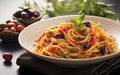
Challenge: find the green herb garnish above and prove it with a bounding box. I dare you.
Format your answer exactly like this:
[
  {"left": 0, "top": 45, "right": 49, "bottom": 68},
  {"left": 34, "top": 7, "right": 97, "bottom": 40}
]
[
  {"left": 70, "top": 13, "right": 85, "bottom": 32},
  {"left": 75, "top": 36, "right": 81, "bottom": 40}
]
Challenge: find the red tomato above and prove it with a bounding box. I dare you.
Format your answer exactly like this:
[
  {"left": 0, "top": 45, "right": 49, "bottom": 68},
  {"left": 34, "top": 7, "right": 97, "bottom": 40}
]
[
  {"left": 37, "top": 32, "right": 46, "bottom": 42},
  {"left": 7, "top": 23, "right": 16, "bottom": 28},
  {"left": 90, "top": 32, "right": 97, "bottom": 45},
  {"left": 99, "top": 36, "right": 106, "bottom": 41},
  {"left": 48, "top": 47, "right": 56, "bottom": 53},
  {"left": 60, "top": 26, "right": 70, "bottom": 32},
  {"left": 80, "top": 51, "right": 86, "bottom": 55},
  {"left": 2, "top": 53, "right": 13, "bottom": 62},
  {"left": 89, "top": 54, "right": 96, "bottom": 58},
  {"left": 90, "top": 38, "right": 97, "bottom": 46},
  {"left": 16, "top": 25, "right": 25, "bottom": 32}
]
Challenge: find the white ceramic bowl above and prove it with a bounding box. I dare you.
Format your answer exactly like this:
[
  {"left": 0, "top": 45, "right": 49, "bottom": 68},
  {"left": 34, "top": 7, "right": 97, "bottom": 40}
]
[{"left": 19, "top": 15, "right": 120, "bottom": 67}]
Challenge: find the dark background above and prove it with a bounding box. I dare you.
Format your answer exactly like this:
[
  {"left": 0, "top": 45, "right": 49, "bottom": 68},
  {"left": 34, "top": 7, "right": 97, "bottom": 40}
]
[{"left": 0, "top": 0, "right": 120, "bottom": 75}]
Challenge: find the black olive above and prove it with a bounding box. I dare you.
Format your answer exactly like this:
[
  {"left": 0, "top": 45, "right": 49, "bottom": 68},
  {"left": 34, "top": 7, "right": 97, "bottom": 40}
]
[
  {"left": 23, "top": 7, "right": 29, "bottom": 12},
  {"left": 29, "top": 10, "right": 35, "bottom": 17},
  {"left": 82, "top": 42, "right": 90, "bottom": 49},
  {"left": 21, "top": 11, "right": 29, "bottom": 19},
  {"left": 30, "top": 16, "right": 35, "bottom": 19},
  {"left": 54, "top": 33, "right": 64, "bottom": 39},
  {"left": 84, "top": 21, "right": 91, "bottom": 27},
  {"left": 14, "top": 11, "right": 22, "bottom": 18},
  {"left": 34, "top": 11, "right": 40, "bottom": 18},
  {"left": 100, "top": 46, "right": 106, "bottom": 54}
]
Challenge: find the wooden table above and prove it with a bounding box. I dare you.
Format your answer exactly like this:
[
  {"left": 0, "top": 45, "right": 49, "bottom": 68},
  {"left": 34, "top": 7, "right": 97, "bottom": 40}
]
[{"left": 0, "top": 0, "right": 120, "bottom": 75}]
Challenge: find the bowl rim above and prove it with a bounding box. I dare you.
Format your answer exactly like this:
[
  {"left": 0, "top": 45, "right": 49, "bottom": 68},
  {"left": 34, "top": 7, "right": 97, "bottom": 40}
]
[{"left": 19, "top": 15, "right": 120, "bottom": 62}]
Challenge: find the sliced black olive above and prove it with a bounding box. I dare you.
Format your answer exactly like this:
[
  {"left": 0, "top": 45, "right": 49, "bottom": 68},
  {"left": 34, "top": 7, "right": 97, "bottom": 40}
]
[
  {"left": 100, "top": 46, "right": 106, "bottom": 54},
  {"left": 54, "top": 33, "right": 64, "bottom": 39},
  {"left": 82, "top": 42, "right": 90, "bottom": 49},
  {"left": 84, "top": 21, "right": 91, "bottom": 27}
]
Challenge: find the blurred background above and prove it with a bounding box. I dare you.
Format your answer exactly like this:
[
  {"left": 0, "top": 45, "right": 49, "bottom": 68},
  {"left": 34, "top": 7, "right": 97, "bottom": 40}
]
[{"left": 0, "top": 0, "right": 120, "bottom": 24}]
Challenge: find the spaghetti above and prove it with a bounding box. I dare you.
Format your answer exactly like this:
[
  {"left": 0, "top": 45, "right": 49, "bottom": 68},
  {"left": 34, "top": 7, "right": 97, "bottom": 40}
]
[{"left": 33, "top": 20, "right": 118, "bottom": 59}]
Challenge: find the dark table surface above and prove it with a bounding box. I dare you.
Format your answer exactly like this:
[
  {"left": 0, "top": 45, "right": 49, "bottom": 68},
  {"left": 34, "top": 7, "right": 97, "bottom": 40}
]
[{"left": 0, "top": 0, "right": 120, "bottom": 75}]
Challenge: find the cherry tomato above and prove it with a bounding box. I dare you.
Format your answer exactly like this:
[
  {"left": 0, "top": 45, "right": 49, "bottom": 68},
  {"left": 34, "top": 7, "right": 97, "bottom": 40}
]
[
  {"left": 7, "top": 23, "right": 16, "bottom": 28},
  {"left": 16, "top": 25, "right": 25, "bottom": 32},
  {"left": 10, "top": 27, "right": 16, "bottom": 32},
  {"left": 2, "top": 53, "right": 13, "bottom": 62}
]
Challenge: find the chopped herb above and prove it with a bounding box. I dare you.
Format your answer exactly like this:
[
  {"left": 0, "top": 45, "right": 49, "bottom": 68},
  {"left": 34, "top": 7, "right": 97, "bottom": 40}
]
[
  {"left": 108, "top": 37, "right": 112, "bottom": 41},
  {"left": 58, "top": 53, "right": 65, "bottom": 57},
  {"left": 102, "top": 36, "right": 112, "bottom": 41},
  {"left": 76, "top": 23, "right": 85, "bottom": 32},
  {"left": 75, "top": 36, "right": 81, "bottom": 40}
]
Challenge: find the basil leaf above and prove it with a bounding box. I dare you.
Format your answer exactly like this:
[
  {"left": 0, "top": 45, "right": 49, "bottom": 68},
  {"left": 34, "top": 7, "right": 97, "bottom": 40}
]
[
  {"left": 79, "top": 13, "right": 85, "bottom": 23},
  {"left": 76, "top": 23, "right": 85, "bottom": 32},
  {"left": 68, "top": 14, "right": 85, "bottom": 32}
]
